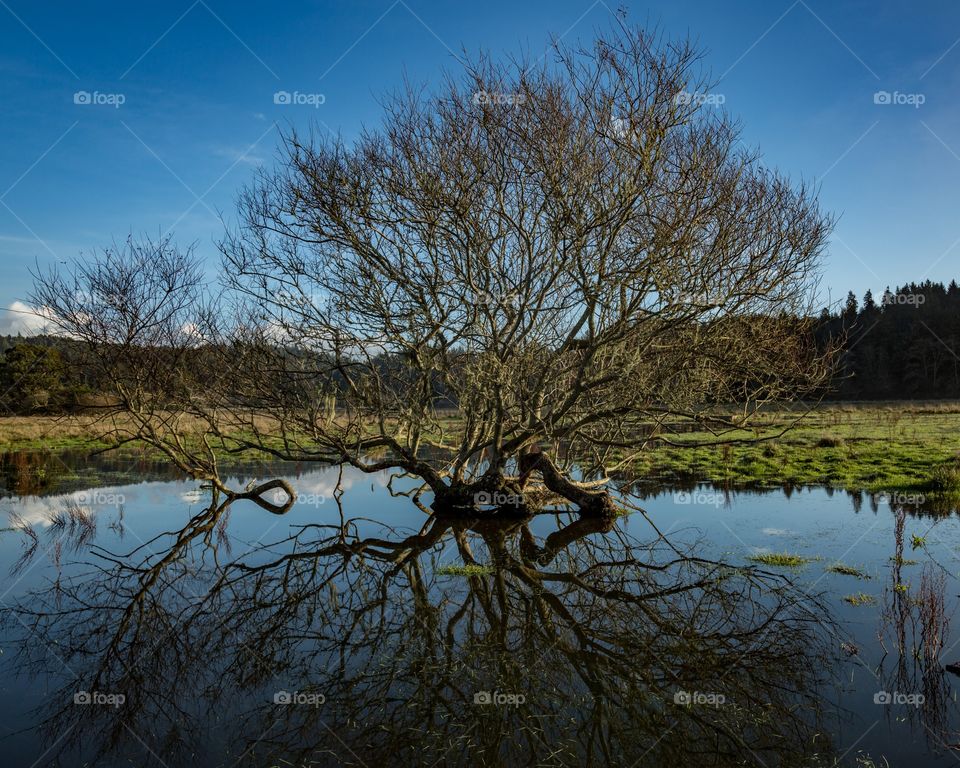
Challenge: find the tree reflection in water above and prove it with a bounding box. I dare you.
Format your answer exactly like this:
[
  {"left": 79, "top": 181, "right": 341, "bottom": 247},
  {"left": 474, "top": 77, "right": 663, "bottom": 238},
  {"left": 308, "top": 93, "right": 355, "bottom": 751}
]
[{"left": 3, "top": 493, "right": 839, "bottom": 767}]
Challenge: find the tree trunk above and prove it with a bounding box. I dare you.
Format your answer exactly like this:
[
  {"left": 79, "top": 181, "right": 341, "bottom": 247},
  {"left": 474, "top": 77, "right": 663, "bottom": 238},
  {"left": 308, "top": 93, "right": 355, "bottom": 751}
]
[{"left": 518, "top": 450, "right": 615, "bottom": 517}]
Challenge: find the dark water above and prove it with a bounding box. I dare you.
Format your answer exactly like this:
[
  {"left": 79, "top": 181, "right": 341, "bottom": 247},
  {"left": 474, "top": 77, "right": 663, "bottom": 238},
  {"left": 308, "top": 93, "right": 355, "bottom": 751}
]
[{"left": 1, "top": 452, "right": 959, "bottom": 766}]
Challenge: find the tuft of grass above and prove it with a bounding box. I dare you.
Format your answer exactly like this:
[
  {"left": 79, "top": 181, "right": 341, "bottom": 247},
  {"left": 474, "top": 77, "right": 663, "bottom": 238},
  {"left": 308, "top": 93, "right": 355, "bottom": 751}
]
[
  {"left": 748, "top": 552, "right": 810, "bottom": 568},
  {"left": 844, "top": 592, "right": 877, "bottom": 606},
  {"left": 930, "top": 460, "right": 960, "bottom": 492},
  {"left": 436, "top": 563, "right": 494, "bottom": 577},
  {"left": 826, "top": 563, "right": 869, "bottom": 579},
  {"left": 817, "top": 435, "right": 845, "bottom": 448}
]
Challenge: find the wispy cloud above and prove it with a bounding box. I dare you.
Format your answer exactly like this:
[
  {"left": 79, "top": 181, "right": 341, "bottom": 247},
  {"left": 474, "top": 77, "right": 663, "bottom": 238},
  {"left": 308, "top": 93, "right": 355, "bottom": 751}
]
[{"left": 212, "top": 145, "right": 266, "bottom": 167}]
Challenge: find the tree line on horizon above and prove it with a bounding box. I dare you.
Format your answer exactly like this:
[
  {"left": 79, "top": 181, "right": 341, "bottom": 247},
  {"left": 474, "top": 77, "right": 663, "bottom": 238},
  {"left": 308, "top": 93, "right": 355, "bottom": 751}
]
[
  {"left": 1, "top": 277, "right": 959, "bottom": 415},
  {"left": 817, "top": 279, "right": 960, "bottom": 399}
]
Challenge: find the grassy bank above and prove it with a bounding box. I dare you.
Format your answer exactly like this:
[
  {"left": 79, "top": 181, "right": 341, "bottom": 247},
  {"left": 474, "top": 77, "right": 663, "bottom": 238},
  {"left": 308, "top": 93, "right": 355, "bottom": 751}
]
[
  {"left": 3, "top": 402, "right": 960, "bottom": 495},
  {"left": 0, "top": 415, "right": 121, "bottom": 452},
  {"left": 630, "top": 401, "right": 960, "bottom": 493}
]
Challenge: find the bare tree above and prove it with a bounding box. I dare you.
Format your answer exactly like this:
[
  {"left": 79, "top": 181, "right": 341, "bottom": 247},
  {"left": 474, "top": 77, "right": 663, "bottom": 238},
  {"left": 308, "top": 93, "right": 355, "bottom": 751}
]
[{"left": 33, "top": 22, "right": 835, "bottom": 514}]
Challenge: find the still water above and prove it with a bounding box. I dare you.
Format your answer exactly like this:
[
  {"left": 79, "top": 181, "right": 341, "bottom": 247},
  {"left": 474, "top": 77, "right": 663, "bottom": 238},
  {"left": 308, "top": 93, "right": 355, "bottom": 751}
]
[{"left": 1, "top": 451, "right": 960, "bottom": 766}]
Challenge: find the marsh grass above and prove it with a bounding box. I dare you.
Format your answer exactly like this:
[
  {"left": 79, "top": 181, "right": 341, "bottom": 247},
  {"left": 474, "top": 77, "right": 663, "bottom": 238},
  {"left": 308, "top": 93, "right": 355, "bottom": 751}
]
[
  {"left": 826, "top": 563, "right": 870, "bottom": 579},
  {"left": 629, "top": 401, "right": 960, "bottom": 494},
  {"left": 843, "top": 592, "right": 877, "bottom": 606},
  {"left": 748, "top": 552, "right": 811, "bottom": 568}
]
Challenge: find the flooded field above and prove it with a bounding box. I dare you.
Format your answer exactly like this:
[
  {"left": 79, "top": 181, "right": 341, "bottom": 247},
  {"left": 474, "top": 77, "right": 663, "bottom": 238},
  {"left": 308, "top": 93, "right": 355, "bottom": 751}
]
[{"left": 1, "top": 452, "right": 959, "bottom": 766}]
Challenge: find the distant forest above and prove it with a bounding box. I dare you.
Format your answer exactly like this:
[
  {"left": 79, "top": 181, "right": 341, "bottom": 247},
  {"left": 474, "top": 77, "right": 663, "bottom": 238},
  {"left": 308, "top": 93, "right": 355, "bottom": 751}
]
[
  {"left": 816, "top": 280, "right": 960, "bottom": 399},
  {"left": 2, "top": 279, "right": 960, "bottom": 414}
]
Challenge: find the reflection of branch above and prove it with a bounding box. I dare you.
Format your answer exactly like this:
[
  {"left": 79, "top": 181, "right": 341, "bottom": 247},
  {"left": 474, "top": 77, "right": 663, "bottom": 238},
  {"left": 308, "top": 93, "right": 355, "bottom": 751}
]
[
  {"left": 3, "top": 502, "right": 840, "bottom": 767},
  {"left": 229, "top": 477, "right": 296, "bottom": 514}
]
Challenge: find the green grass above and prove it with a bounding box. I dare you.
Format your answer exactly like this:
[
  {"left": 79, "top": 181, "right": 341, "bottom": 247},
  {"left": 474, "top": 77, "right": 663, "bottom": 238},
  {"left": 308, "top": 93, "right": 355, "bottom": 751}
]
[
  {"left": 435, "top": 563, "right": 494, "bottom": 577},
  {"left": 747, "top": 552, "right": 811, "bottom": 568},
  {"left": 826, "top": 563, "right": 870, "bottom": 579},
  {"left": 628, "top": 402, "right": 960, "bottom": 494},
  {"left": 6, "top": 402, "right": 960, "bottom": 497},
  {"left": 843, "top": 592, "right": 877, "bottom": 605},
  {"left": 843, "top": 592, "right": 877, "bottom": 606}
]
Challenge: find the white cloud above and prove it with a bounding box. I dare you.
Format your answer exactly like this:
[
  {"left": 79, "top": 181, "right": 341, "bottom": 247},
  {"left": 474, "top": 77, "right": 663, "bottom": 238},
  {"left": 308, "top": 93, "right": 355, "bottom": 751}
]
[{"left": 0, "top": 301, "right": 55, "bottom": 336}]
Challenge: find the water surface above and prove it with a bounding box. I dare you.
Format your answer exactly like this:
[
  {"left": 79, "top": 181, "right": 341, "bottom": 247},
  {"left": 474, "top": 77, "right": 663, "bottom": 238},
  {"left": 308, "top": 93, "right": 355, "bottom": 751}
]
[{"left": 1, "top": 452, "right": 959, "bottom": 766}]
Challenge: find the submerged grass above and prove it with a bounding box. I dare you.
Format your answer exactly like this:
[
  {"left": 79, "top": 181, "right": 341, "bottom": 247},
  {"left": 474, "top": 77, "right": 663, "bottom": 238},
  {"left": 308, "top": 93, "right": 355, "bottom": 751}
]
[
  {"left": 844, "top": 592, "right": 877, "bottom": 606},
  {"left": 826, "top": 563, "right": 870, "bottom": 579},
  {"left": 748, "top": 552, "right": 811, "bottom": 568}
]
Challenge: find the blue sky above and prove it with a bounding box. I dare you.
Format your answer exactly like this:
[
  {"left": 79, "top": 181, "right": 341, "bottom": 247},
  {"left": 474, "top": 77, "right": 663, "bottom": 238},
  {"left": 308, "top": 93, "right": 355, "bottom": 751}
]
[{"left": 1, "top": 0, "right": 959, "bottom": 333}]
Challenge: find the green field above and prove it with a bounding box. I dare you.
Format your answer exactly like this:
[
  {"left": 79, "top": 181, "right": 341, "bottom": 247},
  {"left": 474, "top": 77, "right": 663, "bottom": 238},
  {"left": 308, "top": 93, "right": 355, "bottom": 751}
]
[
  {"left": 2, "top": 402, "right": 960, "bottom": 496},
  {"left": 628, "top": 401, "right": 960, "bottom": 493}
]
